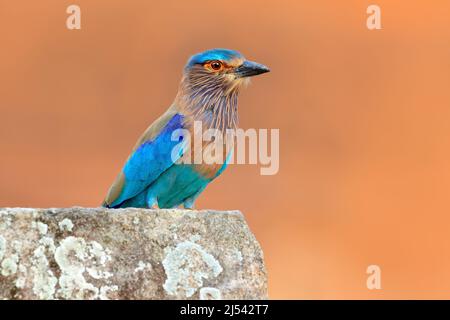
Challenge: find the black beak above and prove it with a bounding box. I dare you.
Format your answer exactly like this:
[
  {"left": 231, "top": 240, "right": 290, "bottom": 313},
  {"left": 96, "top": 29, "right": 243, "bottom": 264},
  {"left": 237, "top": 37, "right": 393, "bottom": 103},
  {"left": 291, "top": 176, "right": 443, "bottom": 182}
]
[{"left": 235, "top": 60, "right": 270, "bottom": 78}]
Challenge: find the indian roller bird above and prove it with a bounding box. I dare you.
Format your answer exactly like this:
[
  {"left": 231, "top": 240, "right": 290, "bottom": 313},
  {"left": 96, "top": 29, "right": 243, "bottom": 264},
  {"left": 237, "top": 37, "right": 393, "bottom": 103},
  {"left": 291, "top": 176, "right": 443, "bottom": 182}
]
[{"left": 103, "top": 48, "right": 269, "bottom": 209}]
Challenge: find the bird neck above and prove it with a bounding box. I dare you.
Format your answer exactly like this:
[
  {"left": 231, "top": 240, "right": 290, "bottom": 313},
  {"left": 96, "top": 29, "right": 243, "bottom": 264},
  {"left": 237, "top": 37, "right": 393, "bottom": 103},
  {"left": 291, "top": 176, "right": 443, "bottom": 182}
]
[{"left": 174, "top": 74, "right": 240, "bottom": 132}]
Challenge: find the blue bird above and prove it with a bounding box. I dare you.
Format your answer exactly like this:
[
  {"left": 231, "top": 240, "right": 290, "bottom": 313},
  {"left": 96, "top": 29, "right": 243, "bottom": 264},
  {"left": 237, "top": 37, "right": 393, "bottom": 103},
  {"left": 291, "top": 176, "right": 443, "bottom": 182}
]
[{"left": 103, "top": 48, "right": 269, "bottom": 209}]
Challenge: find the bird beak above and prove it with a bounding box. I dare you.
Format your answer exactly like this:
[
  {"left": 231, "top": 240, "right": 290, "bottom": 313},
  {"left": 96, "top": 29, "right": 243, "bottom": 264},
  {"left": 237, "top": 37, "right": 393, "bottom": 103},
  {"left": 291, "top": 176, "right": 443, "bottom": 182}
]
[{"left": 234, "top": 60, "right": 270, "bottom": 78}]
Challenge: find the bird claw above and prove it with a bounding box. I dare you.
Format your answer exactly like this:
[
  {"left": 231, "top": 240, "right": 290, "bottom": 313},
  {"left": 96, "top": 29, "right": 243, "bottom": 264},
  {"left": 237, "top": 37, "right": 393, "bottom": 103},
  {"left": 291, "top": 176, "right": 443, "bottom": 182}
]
[
  {"left": 183, "top": 201, "right": 195, "bottom": 210},
  {"left": 150, "top": 203, "right": 159, "bottom": 209}
]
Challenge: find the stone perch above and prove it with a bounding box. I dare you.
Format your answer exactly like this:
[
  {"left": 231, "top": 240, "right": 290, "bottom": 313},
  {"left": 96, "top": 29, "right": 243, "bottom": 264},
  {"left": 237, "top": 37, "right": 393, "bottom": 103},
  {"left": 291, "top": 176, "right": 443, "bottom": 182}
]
[{"left": 0, "top": 207, "right": 267, "bottom": 300}]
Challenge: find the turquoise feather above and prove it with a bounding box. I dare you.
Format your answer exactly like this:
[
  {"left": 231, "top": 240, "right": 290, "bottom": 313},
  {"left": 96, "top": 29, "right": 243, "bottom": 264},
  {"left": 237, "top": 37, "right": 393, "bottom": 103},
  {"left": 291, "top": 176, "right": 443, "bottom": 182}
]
[{"left": 108, "top": 113, "right": 185, "bottom": 208}]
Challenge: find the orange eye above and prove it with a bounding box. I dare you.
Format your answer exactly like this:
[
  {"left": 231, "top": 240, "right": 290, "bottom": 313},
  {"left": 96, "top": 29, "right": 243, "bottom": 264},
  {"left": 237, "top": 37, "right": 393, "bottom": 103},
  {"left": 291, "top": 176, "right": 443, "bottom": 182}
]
[{"left": 206, "top": 60, "right": 224, "bottom": 72}]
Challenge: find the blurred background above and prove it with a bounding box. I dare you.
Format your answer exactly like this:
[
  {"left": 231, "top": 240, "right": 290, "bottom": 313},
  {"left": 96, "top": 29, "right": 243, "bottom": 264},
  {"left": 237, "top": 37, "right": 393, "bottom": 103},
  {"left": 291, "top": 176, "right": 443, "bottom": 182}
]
[{"left": 1, "top": 0, "right": 450, "bottom": 299}]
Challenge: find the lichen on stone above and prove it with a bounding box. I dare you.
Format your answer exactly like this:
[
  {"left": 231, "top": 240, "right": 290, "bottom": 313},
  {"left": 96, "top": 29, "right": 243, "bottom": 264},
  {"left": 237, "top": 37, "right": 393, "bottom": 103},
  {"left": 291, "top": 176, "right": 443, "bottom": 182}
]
[
  {"left": 232, "top": 249, "right": 243, "bottom": 264},
  {"left": 0, "top": 236, "right": 6, "bottom": 261},
  {"left": 0, "top": 216, "right": 12, "bottom": 230},
  {"left": 134, "top": 261, "right": 152, "bottom": 273},
  {"left": 58, "top": 218, "right": 74, "bottom": 232},
  {"left": 162, "top": 241, "right": 223, "bottom": 298},
  {"left": 31, "top": 243, "right": 58, "bottom": 299},
  {"left": 54, "top": 236, "right": 116, "bottom": 300},
  {"left": 200, "top": 287, "right": 222, "bottom": 300},
  {"left": 0, "top": 237, "right": 23, "bottom": 279},
  {"left": 36, "top": 222, "right": 48, "bottom": 235},
  {"left": 15, "top": 265, "right": 27, "bottom": 289},
  {"left": 1, "top": 254, "right": 19, "bottom": 276}
]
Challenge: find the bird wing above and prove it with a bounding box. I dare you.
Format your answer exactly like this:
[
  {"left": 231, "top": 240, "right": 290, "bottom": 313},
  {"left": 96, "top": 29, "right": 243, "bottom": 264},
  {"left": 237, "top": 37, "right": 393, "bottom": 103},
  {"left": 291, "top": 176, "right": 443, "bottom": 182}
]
[{"left": 103, "top": 108, "right": 186, "bottom": 207}]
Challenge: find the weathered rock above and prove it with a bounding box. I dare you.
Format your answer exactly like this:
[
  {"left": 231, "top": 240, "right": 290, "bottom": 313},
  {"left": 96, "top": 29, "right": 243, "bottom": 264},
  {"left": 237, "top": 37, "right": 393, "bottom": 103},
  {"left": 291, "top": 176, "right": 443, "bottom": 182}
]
[{"left": 0, "top": 207, "right": 267, "bottom": 300}]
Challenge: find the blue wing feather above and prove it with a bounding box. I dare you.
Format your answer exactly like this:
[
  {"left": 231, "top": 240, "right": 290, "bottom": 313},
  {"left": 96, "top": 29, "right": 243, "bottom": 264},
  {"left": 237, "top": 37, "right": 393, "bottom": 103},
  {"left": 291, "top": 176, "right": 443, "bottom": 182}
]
[{"left": 109, "top": 113, "right": 185, "bottom": 207}]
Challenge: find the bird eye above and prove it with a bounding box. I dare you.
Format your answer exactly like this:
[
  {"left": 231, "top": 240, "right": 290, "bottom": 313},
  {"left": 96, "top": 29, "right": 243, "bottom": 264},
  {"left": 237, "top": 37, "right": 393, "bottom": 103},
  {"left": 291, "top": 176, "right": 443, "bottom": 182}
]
[{"left": 206, "top": 60, "right": 223, "bottom": 71}]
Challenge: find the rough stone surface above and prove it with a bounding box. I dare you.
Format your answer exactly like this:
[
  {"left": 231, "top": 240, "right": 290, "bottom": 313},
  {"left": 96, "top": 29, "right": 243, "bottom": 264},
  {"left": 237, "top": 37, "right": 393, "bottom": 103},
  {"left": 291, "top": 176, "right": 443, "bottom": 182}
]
[{"left": 0, "top": 207, "right": 267, "bottom": 300}]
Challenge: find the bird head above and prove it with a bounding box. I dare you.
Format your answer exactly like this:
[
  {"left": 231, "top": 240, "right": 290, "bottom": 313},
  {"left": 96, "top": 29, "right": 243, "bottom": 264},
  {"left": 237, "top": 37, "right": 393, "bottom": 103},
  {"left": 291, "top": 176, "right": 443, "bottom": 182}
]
[
  {"left": 176, "top": 48, "right": 269, "bottom": 130},
  {"left": 182, "top": 48, "right": 270, "bottom": 95}
]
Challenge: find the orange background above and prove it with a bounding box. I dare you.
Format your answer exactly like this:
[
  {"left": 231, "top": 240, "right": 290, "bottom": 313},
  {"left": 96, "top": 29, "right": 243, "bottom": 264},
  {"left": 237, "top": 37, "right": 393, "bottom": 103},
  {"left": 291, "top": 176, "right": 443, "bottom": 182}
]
[{"left": 1, "top": 0, "right": 450, "bottom": 299}]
